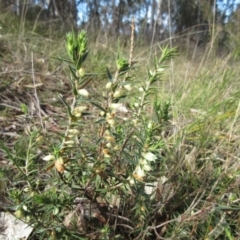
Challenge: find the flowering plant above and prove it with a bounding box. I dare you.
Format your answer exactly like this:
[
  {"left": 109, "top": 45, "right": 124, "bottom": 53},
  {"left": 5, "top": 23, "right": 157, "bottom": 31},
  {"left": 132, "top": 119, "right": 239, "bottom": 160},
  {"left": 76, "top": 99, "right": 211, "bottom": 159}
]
[{"left": 2, "top": 29, "right": 177, "bottom": 239}]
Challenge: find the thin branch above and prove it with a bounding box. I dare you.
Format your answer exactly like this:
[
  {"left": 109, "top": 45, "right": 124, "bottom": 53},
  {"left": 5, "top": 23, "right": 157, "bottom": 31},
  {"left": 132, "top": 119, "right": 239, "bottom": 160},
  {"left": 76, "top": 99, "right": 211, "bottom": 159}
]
[{"left": 116, "top": 224, "right": 134, "bottom": 230}]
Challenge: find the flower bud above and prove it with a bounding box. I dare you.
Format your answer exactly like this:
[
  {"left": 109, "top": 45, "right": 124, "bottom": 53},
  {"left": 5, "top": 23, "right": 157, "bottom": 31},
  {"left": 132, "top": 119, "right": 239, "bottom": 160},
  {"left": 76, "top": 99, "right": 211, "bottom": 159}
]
[
  {"left": 134, "top": 103, "right": 139, "bottom": 107},
  {"left": 68, "top": 129, "right": 80, "bottom": 135},
  {"left": 67, "top": 134, "right": 75, "bottom": 139},
  {"left": 42, "top": 155, "right": 55, "bottom": 161},
  {"left": 105, "top": 82, "right": 112, "bottom": 89},
  {"left": 25, "top": 215, "right": 31, "bottom": 223},
  {"left": 106, "top": 142, "right": 112, "bottom": 148},
  {"left": 142, "top": 152, "right": 157, "bottom": 161},
  {"left": 106, "top": 118, "right": 115, "bottom": 126},
  {"left": 100, "top": 111, "right": 105, "bottom": 117},
  {"left": 139, "top": 158, "right": 152, "bottom": 171},
  {"left": 78, "top": 89, "right": 89, "bottom": 98},
  {"left": 22, "top": 205, "right": 28, "bottom": 212},
  {"left": 104, "top": 135, "right": 115, "bottom": 142},
  {"left": 64, "top": 140, "right": 75, "bottom": 146},
  {"left": 72, "top": 106, "right": 88, "bottom": 115},
  {"left": 147, "top": 121, "right": 153, "bottom": 129},
  {"left": 109, "top": 103, "right": 122, "bottom": 110},
  {"left": 77, "top": 68, "right": 85, "bottom": 78},
  {"left": 157, "top": 67, "right": 164, "bottom": 73},
  {"left": 113, "top": 90, "right": 123, "bottom": 98},
  {"left": 124, "top": 84, "right": 132, "bottom": 91},
  {"left": 73, "top": 112, "right": 82, "bottom": 118}
]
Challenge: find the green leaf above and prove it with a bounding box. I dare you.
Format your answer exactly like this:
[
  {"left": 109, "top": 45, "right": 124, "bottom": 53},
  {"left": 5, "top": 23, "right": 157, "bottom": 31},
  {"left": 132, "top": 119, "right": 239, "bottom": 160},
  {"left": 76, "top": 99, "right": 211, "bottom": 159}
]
[
  {"left": 96, "top": 137, "right": 104, "bottom": 144},
  {"left": 78, "top": 77, "right": 92, "bottom": 87},
  {"left": 158, "top": 45, "right": 178, "bottom": 64},
  {"left": 58, "top": 94, "right": 72, "bottom": 118},
  {"left": 119, "top": 68, "right": 130, "bottom": 76},
  {"left": 52, "top": 56, "right": 73, "bottom": 64},
  {"left": 113, "top": 94, "right": 127, "bottom": 101},
  {"left": 106, "top": 68, "right": 113, "bottom": 82},
  {"left": 68, "top": 65, "right": 78, "bottom": 80},
  {"left": 90, "top": 101, "right": 106, "bottom": 112},
  {"left": 95, "top": 118, "right": 106, "bottom": 124},
  {"left": 64, "top": 69, "right": 74, "bottom": 87},
  {"left": 81, "top": 112, "right": 91, "bottom": 116},
  {"left": 76, "top": 50, "right": 89, "bottom": 70},
  {"left": 224, "top": 227, "right": 234, "bottom": 240}
]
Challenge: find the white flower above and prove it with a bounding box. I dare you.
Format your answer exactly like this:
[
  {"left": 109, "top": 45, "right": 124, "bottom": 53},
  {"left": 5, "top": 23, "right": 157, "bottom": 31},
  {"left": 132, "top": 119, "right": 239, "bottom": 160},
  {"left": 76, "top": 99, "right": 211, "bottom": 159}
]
[
  {"left": 124, "top": 84, "right": 132, "bottom": 91},
  {"left": 134, "top": 103, "right": 139, "bottom": 107},
  {"left": 139, "top": 158, "right": 152, "bottom": 171},
  {"left": 113, "top": 90, "right": 123, "bottom": 98},
  {"left": 78, "top": 89, "right": 89, "bottom": 98},
  {"left": 142, "top": 152, "right": 157, "bottom": 162},
  {"left": 128, "top": 176, "right": 135, "bottom": 185},
  {"left": 72, "top": 106, "right": 88, "bottom": 115},
  {"left": 106, "top": 112, "right": 112, "bottom": 118},
  {"left": 110, "top": 103, "right": 128, "bottom": 113},
  {"left": 74, "top": 112, "right": 82, "bottom": 118},
  {"left": 68, "top": 129, "right": 80, "bottom": 135},
  {"left": 67, "top": 134, "right": 75, "bottom": 139},
  {"left": 105, "top": 82, "right": 112, "bottom": 89},
  {"left": 64, "top": 140, "right": 75, "bottom": 145},
  {"left": 106, "top": 142, "right": 112, "bottom": 148},
  {"left": 42, "top": 155, "right": 55, "bottom": 161},
  {"left": 147, "top": 121, "right": 153, "bottom": 129},
  {"left": 106, "top": 118, "right": 115, "bottom": 126},
  {"left": 118, "top": 105, "right": 128, "bottom": 113},
  {"left": 133, "top": 165, "right": 146, "bottom": 180},
  {"left": 157, "top": 67, "right": 164, "bottom": 73},
  {"left": 109, "top": 103, "right": 122, "bottom": 110},
  {"left": 100, "top": 111, "right": 105, "bottom": 116}
]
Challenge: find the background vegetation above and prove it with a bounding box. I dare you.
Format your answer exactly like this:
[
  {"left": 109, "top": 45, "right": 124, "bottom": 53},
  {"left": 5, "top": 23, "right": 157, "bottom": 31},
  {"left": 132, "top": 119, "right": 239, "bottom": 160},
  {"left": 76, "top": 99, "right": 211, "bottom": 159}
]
[{"left": 0, "top": 0, "right": 240, "bottom": 239}]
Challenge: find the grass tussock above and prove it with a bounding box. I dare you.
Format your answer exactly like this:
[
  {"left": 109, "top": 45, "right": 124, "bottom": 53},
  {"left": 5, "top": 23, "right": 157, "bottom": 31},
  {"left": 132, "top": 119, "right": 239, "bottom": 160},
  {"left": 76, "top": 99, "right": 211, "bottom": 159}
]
[{"left": 0, "top": 14, "right": 240, "bottom": 240}]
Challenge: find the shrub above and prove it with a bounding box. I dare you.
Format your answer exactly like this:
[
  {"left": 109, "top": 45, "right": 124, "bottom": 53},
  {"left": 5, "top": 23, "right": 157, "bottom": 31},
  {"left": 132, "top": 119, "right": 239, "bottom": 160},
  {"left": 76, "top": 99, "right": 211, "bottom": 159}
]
[{"left": 1, "top": 27, "right": 178, "bottom": 239}]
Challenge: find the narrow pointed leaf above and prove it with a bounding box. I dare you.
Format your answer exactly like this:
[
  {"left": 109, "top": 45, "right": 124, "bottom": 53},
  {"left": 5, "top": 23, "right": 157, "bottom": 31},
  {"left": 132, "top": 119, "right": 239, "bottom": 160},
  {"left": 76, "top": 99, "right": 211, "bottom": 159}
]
[
  {"left": 106, "top": 68, "right": 113, "bottom": 82},
  {"left": 90, "top": 101, "right": 106, "bottom": 112},
  {"left": 76, "top": 51, "right": 89, "bottom": 70},
  {"left": 68, "top": 65, "right": 78, "bottom": 80},
  {"left": 58, "top": 94, "right": 72, "bottom": 117}
]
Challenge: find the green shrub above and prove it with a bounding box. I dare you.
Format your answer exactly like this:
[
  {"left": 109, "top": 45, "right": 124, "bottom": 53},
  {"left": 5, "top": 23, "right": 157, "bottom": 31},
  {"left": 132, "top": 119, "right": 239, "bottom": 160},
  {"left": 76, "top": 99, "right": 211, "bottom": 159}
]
[{"left": 1, "top": 29, "right": 177, "bottom": 239}]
